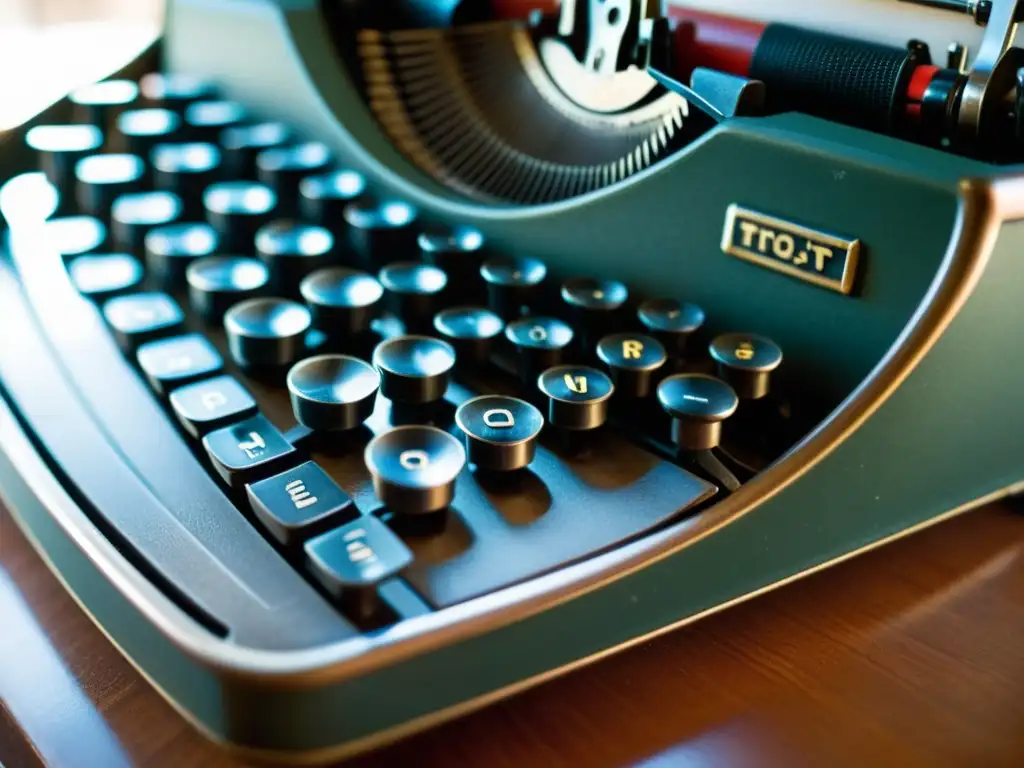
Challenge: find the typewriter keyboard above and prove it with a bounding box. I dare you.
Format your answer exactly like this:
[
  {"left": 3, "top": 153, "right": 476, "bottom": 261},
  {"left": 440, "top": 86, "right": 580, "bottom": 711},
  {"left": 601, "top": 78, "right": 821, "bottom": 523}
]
[{"left": 15, "top": 73, "right": 814, "bottom": 630}]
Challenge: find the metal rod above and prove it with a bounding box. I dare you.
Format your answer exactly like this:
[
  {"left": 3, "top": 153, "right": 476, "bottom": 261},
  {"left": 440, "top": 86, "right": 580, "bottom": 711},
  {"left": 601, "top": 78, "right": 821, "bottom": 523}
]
[{"left": 898, "top": 0, "right": 991, "bottom": 24}]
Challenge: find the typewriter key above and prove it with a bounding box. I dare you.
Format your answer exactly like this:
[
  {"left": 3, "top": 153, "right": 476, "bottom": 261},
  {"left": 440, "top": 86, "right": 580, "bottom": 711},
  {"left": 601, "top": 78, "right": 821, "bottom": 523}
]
[
  {"left": 373, "top": 336, "right": 456, "bottom": 406},
  {"left": 75, "top": 154, "right": 145, "bottom": 219},
  {"left": 221, "top": 121, "right": 292, "bottom": 179},
  {"left": 152, "top": 142, "right": 222, "bottom": 216},
  {"left": 637, "top": 298, "right": 706, "bottom": 359},
  {"left": 187, "top": 255, "right": 269, "bottom": 324},
  {"left": 344, "top": 199, "right": 418, "bottom": 268},
  {"left": 287, "top": 354, "right": 380, "bottom": 432},
  {"left": 561, "top": 277, "right": 628, "bottom": 343},
  {"left": 418, "top": 224, "right": 486, "bottom": 293},
  {"left": 379, "top": 262, "right": 448, "bottom": 332},
  {"left": 596, "top": 333, "right": 667, "bottom": 398},
  {"left": 709, "top": 333, "right": 783, "bottom": 400},
  {"left": 224, "top": 297, "right": 312, "bottom": 368},
  {"left": 256, "top": 220, "right": 335, "bottom": 295},
  {"left": 456, "top": 395, "right": 543, "bottom": 472},
  {"left": 364, "top": 426, "right": 465, "bottom": 516},
  {"left": 299, "top": 169, "right": 367, "bottom": 231},
  {"left": 481, "top": 255, "right": 547, "bottom": 320},
  {"left": 257, "top": 141, "right": 331, "bottom": 215},
  {"left": 203, "top": 181, "right": 278, "bottom": 252},
  {"left": 433, "top": 307, "right": 504, "bottom": 364},
  {"left": 139, "top": 72, "right": 216, "bottom": 113},
  {"left": 68, "top": 253, "right": 144, "bottom": 301},
  {"left": 506, "top": 316, "right": 574, "bottom": 384},
  {"left": 115, "top": 108, "right": 182, "bottom": 158},
  {"left": 184, "top": 99, "right": 246, "bottom": 143},
  {"left": 305, "top": 516, "right": 414, "bottom": 618},
  {"left": 69, "top": 79, "right": 138, "bottom": 127},
  {"left": 145, "top": 222, "right": 218, "bottom": 288},
  {"left": 111, "top": 191, "right": 183, "bottom": 254},
  {"left": 658, "top": 373, "right": 738, "bottom": 451},
  {"left": 538, "top": 365, "right": 614, "bottom": 431},
  {"left": 27, "top": 124, "right": 104, "bottom": 196},
  {"left": 300, "top": 267, "right": 384, "bottom": 337}
]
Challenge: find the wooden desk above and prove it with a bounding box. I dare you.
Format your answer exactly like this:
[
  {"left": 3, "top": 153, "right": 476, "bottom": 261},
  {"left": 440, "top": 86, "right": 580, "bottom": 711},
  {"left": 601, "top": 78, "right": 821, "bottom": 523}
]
[{"left": 3, "top": 502, "right": 1024, "bottom": 767}]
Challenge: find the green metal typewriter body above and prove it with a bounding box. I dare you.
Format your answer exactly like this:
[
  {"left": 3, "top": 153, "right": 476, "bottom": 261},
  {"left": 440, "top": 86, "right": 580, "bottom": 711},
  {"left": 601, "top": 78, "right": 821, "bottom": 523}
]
[{"left": 1, "top": 0, "right": 1023, "bottom": 761}]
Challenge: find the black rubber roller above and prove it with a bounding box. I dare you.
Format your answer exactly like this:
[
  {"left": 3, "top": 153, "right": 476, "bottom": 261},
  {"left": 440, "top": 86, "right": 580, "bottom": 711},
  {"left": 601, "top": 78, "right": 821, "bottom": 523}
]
[{"left": 749, "top": 25, "right": 923, "bottom": 133}]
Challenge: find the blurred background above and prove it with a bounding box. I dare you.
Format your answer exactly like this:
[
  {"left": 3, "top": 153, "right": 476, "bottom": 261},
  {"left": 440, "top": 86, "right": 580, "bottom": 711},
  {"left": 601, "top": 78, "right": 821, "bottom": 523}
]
[
  {"left": 0, "top": 0, "right": 995, "bottom": 131},
  {"left": 0, "top": 0, "right": 160, "bottom": 130}
]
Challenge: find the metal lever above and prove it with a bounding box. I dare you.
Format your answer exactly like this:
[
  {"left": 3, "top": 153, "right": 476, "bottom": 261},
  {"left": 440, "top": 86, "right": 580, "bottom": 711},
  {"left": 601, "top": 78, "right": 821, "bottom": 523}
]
[
  {"left": 648, "top": 66, "right": 765, "bottom": 122},
  {"left": 905, "top": 0, "right": 1024, "bottom": 136}
]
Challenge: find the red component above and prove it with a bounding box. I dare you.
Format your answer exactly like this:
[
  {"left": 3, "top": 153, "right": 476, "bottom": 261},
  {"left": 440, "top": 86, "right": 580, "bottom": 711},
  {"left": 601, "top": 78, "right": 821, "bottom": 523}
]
[
  {"left": 907, "top": 64, "right": 939, "bottom": 103},
  {"left": 668, "top": 9, "right": 767, "bottom": 80},
  {"left": 489, "top": 0, "right": 560, "bottom": 20}
]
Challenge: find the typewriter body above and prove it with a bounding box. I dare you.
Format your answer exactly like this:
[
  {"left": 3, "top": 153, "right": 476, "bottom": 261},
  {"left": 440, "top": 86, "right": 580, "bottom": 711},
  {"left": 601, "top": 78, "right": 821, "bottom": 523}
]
[{"left": 2, "top": 0, "right": 1023, "bottom": 761}]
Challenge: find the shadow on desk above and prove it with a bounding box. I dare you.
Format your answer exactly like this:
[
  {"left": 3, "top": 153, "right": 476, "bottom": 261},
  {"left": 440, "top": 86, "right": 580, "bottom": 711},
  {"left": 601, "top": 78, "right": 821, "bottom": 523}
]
[{"left": 3, "top": 502, "right": 1024, "bottom": 767}]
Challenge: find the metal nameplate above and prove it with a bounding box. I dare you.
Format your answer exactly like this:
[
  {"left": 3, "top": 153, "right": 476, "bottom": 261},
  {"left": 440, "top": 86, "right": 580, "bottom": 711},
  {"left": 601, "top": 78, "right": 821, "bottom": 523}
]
[{"left": 721, "top": 205, "right": 861, "bottom": 295}]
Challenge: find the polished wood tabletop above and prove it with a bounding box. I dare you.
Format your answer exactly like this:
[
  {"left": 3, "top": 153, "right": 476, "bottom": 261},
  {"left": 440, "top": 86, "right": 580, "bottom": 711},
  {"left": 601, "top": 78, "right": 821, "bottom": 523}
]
[{"left": 3, "top": 500, "right": 1024, "bottom": 767}]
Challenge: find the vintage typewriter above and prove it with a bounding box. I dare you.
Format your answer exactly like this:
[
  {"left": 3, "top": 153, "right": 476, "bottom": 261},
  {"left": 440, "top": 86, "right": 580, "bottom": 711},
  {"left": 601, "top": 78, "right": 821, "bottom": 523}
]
[{"left": 1, "top": 0, "right": 1023, "bottom": 760}]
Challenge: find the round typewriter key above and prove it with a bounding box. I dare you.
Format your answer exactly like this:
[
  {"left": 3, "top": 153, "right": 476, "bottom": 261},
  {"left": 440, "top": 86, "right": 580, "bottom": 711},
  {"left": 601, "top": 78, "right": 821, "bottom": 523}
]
[
  {"left": 114, "top": 108, "right": 182, "bottom": 158},
  {"left": 538, "top": 365, "right": 614, "bottom": 431},
  {"left": 561, "top": 277, "right": 628, "bottom": 313},
  {"left": 344, "top": 199, "right": 418, "bottom": 268},
  {"left": 145, "top": 222, "right": 218, "bottom": 287},
  {"left": 69, "top": 79, "right": 138, "bottom": 127},
  {"left": 456, "top": 395, "right": 543, "bottom": 472},
  {"left": 373, "top": 335, "right": 456, "bottom": 405},
  {"left": 418, "top": 224, "right": 486, "bottom": 292},
  {"left": 637, "top": 298, "right": 705, "bottom": 358},
  {"left": 256, "top": 141, "right": 331, "bottom": 215},
  {"left": 139, "top": 72, "right": 216, "bottom": 113},
  {"left": 365, "top": 426, "right": 466, "bottom": 515},
  {"left": 187, "top": 255, "right": 269, "bottom": 324},
  {"left": 152, "top": 142, "right": 222, "bottom": 215},
  {"left": 658, "top": 373, "right": 738, "bottom": 451},
  {"left": 596, "top": 332, "right": 667, "bottom": 398},
  {"left": 505, "top": 316, "right": 574, "bottom": 383},
  {"left": 43, "top": 215, "right": 107, "bottom": 258},
  {"left": 562, "top": 276, "right": 628, "bottom": 343},
  {"left": 256, "top": 220, "right": 335, "bottom": 295},
  {"left": 433, "top": 306, "right": 504, "bottom": 364},
  {"left": 481, "top": 255, "right": 547, "bottom": 320},
  {"left": 26, "top": 124, "right": 104, "bottom": 195},
  {"left": 709, "top": 333, "right": 783, "bottom": 400},
  {"left": 379, "top": 262, "right": 448, "bottom": 332},
  {"left": 300, "top": 267, "right": 383, "bottom": 336},
  {"left": 299, "top": 169, "right": 367, "bottom": 231},
  {"left": 287, "top": 354, "right": 380, "bottom": 431},
  {"left": 203, "top": 181, "right": 278, "bottom": 252},
  {"left": 184, "top": 99, "right": 246, "bottom": 143},
  {"left": 111, "top": 191, "right": 183, "bottom": 254},
  {"left": 221, "top": 121, "right": 292, "bottom": 179},
  {"left": 75, "top": 154, "right": 145, "bottom": 219},
  {"left": 224, "top": 297, "right": 312, "bottom": 368},
  {"left": 68, "top": 253, "right": 143, "bottom": 301}
]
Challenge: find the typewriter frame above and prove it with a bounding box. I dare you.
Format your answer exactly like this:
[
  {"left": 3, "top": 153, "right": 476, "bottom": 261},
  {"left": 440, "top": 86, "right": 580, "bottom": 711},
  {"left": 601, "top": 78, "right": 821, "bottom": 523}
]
[{"left": 2, "top": 0, "right": 1024, "bottom": 761}]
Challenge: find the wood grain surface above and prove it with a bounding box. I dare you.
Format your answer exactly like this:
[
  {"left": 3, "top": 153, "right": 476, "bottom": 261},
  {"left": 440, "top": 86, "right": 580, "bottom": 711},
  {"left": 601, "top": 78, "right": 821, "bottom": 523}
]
[{"left": 2, "top": 501, "right": 1024, "bottom": 767}]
